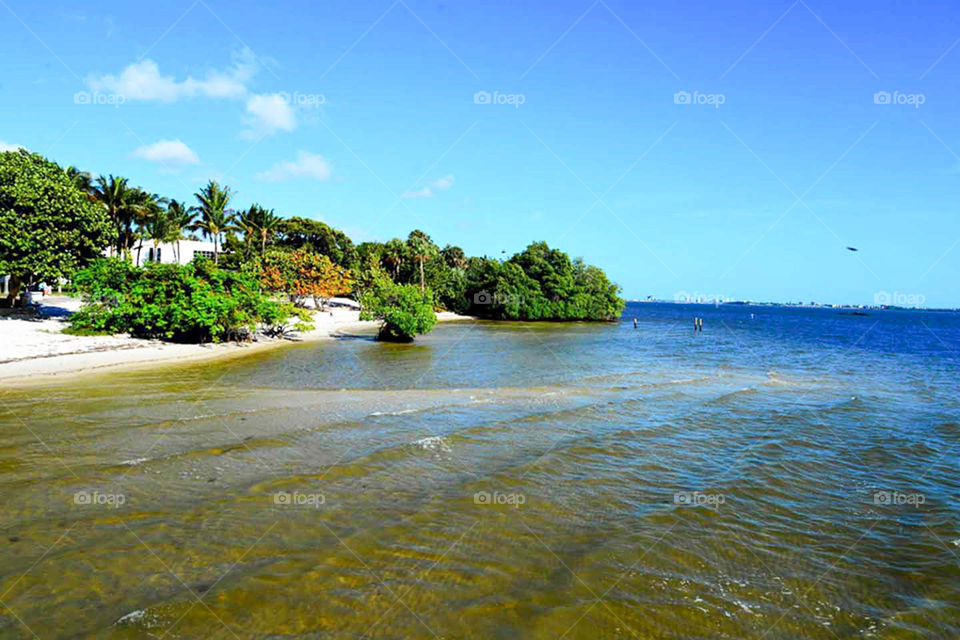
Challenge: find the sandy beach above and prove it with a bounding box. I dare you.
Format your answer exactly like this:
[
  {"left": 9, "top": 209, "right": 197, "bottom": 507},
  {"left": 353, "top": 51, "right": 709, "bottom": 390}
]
[{"left": 0, "top": 296, "right": 473, "bottom": 383}]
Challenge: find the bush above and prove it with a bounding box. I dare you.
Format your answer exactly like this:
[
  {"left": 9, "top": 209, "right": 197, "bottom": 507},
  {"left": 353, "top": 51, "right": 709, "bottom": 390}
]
[
  {"left": 359, "top": 274, "right": 437, "bottom": 342},
  {"left": 69, "top": 258, "right": 301, "bottom": 343}
]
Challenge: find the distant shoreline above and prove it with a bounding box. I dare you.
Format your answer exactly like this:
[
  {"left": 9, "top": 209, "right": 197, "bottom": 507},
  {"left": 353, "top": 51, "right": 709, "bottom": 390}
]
[{"left": 630, "top": 300, "right": 959, "bottom": 312}]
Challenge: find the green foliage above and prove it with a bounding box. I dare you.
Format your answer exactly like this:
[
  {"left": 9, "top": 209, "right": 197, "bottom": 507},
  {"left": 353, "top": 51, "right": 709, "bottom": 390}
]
[
  {"left": 7, "top": 151, "right": 624, "bottom": 326},
  {"left": 277, "top": 217, "right": 358, "bottom": 271},
  {"left": 0, "top": 150, "right": 112, "bottom": 300},
  {"left": 193, "top": 180, "right": 236, "bottom": 263},
  {"left": 359, "top": 273, "right": 437, "bottom": 342},
  {"left": 69, "top": 258, "right": 296, "bottom": 343},
  {"left": 463, "top": 242, "right": 625, "bottom": 321},
  {"left": 406, "top": 229, "right": 438, "bottom": 292},
  {"left": 92, "top": 174, "right": 165, "bottom": 255},
  {"left": 237, "top": 204, "right": 282, "bottom": 256}
]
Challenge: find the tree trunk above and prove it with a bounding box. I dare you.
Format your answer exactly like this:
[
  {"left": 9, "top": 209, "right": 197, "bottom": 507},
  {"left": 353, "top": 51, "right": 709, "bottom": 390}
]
[
  {"left": 214, "top": 235, "right": 219, "bottom": 265},
  {"left": 136, "top": 244, "right": 142, "bottom": 266},
  {"left": 419, "top": 259, "right": 425, "bottom": 292},
  {"left": 5, "top": 275, "right": 21, "bottom": 307}
]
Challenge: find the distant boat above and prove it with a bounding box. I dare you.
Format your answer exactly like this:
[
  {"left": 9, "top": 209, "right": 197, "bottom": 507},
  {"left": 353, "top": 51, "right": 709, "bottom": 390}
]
[{"left": 846, "top": 246, "right": 859, "bottom": 252}]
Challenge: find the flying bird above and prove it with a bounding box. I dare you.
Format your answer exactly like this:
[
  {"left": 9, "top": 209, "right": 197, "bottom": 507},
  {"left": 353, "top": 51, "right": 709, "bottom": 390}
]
[{"left": 846, "top": 246, "right": 859, "bottom": 252}]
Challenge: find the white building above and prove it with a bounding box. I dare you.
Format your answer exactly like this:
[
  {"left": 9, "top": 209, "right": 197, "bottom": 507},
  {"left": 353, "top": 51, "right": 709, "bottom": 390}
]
[
  {"left": 128, "top": 239, "right": 219, "bottom": 267},
  {"left": 0, "top": 241, "right": 221, "bottom": 300}
]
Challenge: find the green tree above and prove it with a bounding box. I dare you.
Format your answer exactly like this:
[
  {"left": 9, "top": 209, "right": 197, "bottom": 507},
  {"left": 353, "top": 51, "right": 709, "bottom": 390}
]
[
  {"left": 359, "top": 273, "right": 437, "bottom": 342},
  {"left": 128, "top": 188, "right": 166, "bottom": 264},
  {"left": 382, "top": 238, "right": 407, "bottom": 280},
  {"left": 356, "top": 241, "right": 385, "bottom": 272},
  {"left": 277, "top": 216, "right": 358, "bottom": 270},
  {"left": 463, "top": 243, "right": 624, "bottom": 321},
  {"left": 140, "top": 208, "right": 179, "bottom": 264},
  {"left": 64, "top": 165, "right": 94, "bottom": 199},
  {"left": 238, "top": 204, "right": 282, "bottom": 256},
  {"left": 406, "top": 230, "right": 438, "bottom": 293},
  {"left": 193, "top": 180, "right": 236, "bottom": 264},
  {"left": 92, "top": 174, "right": 130, "bottom": 255},
  {"left": 0, "top": 150, "right": 112, "bottom": 305},
  {"left": 441, "top": 245, "right": 467, "bottom": 270},
  {"left": 165, "top": 199, "right": 198, "bottom": 264}
]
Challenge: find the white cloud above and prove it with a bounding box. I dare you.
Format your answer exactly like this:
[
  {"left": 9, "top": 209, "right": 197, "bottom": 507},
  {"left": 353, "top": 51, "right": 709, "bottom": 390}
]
[
  {"left": 0, "top": 141, "right": 25, "bottom": 152},
  {"left": 433, "top": 174, "right": 454, "bottom": 190},
  {"left": 402, "top": 174, "right": 455, "bottom": 199},
  {"left": 132, "top": 139, "right": 199, "bottom": 165},
  {"left": 87, "top": 48, "right": 257, "bottom": 102},
  {"left": 403, "top": 186, "right": 433, "bottom": 199},
  {"left": 243, "top": 93, "right": 297, "bottom": 137},
  {"left": 257, "top": 151, "right": 332, "bottom": 182}
]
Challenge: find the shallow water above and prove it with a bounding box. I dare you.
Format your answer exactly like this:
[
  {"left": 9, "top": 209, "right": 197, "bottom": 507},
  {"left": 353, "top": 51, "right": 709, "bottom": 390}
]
[{"left": 1, "top": 303, "right": 958, "bottom": 638}]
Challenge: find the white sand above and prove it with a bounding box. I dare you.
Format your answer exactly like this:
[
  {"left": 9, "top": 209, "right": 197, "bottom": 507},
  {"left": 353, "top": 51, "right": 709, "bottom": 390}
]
[{"left": 0, "top": 296, "right": 473, "bottom": 383}]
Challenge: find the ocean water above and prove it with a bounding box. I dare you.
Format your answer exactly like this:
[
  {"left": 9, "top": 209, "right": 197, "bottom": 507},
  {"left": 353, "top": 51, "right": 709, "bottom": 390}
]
[{"left": 0, "top": 302, "right": 958, "bottom": 638}]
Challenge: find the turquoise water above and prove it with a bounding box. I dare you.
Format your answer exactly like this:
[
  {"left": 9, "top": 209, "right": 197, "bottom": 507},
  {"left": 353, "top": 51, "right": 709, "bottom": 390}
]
[{"left": 0, "top": 303, "right": 958, "bottom": 638}]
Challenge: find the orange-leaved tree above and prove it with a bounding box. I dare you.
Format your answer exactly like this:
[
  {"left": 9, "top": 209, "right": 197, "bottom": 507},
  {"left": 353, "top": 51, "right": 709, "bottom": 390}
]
[{"left": 259, "top": 248, "right": 352, "bottom": 310}]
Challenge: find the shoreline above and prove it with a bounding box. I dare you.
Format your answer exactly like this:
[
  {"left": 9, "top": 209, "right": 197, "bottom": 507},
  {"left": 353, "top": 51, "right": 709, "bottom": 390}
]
[{"left": 0, "top": 297, "right": 475, "bottom": 385}]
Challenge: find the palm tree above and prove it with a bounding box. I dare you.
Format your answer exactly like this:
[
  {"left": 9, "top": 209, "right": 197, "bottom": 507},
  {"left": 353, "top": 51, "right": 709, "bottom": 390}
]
[
  {"left": 92, "top": 175, "right": 164, "bottom": 258},
  {"left": 93, "top": 174, "right": 130, "bottom": 256},
  {"left": 193, "top": 180, "right": 236, "bottom": 264},
  {"left": 166, "top": 200, "right": 198, "bottom": 264},
  {"left": 441, "top": 245, "right": 467, "bottom": 270},
  {"left": 140, "top": 209, "right": 179, "bottom": 265},
  {"left": 257, "top": 208, "right": 282, "bottom": 256},
  {"left": 382, "top": 238, "right": 407, "bottom": 280},
  {"left": 407, "top": 230, "right": 437, "bottom": 292},
  {"left": 64, "top": 166, "right": 95, "bottom": 200},
  {"left": 126, "top": 188, "right": 165, "bottom": 263},
  {"left": 237, "top": 204, "right": 283, "bottom": 256}
]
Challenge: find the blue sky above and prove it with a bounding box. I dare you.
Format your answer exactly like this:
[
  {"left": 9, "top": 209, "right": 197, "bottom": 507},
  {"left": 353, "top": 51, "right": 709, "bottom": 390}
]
[{"left": 2, "top": 0, "right": 959, "bottom": 306}]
